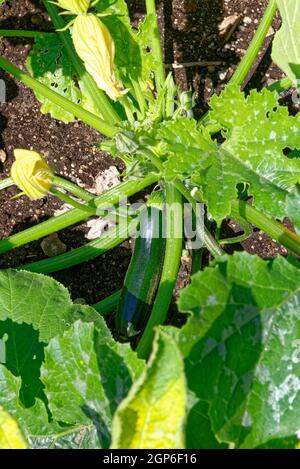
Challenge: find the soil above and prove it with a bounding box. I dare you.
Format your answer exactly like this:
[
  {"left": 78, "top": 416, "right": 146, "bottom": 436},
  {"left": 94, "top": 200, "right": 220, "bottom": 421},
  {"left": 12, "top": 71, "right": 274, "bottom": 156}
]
[{"left": 0, "top": 0, "right": 292, "bottom": 307}]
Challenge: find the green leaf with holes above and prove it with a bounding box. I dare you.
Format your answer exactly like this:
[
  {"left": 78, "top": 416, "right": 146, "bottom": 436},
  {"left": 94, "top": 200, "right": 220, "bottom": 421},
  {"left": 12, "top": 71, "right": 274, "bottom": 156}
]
[
  {"left": 96, "top": 0, "right": 159, "bottom": 86},
  {"left": 178, "top": 252, "right": 300, "bottom": 448},
  {"left": 156, "top": 86, "right": 300, "bottom": 224},
  {"left": 26, "top": 33, "right": 82, "bottom": 123}
]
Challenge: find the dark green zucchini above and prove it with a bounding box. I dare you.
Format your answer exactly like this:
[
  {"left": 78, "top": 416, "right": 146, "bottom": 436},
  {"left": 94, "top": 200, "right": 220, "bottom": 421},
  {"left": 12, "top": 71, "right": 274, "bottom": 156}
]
[{"left": 116, "top": 206, "right": 166, "bottom": 339}]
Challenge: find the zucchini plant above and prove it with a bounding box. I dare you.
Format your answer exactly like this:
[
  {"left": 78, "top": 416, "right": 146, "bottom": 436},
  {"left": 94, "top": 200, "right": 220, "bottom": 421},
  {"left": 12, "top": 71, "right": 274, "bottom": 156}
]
[{"left": 0, "top": 0, "right": 300, "bottom": 449}]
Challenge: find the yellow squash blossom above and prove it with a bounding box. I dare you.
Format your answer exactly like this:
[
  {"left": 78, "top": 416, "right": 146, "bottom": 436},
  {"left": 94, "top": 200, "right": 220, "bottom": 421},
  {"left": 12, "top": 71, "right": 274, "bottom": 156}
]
[
  {"left": 72, "top": 14, "right": 126, "bottom": 101},
  {"left": 11, "top": 150, "right": 54, "bottom": 200},
  {"left": 56, "top": 0, "right": 90, "bottom": 14}
]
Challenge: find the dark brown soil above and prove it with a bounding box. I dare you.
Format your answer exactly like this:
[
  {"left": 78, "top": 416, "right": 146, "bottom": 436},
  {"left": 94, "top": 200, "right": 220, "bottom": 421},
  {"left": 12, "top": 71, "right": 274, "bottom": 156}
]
[{"left": 0, "top": 0, "right": 291, "bottom": 306}]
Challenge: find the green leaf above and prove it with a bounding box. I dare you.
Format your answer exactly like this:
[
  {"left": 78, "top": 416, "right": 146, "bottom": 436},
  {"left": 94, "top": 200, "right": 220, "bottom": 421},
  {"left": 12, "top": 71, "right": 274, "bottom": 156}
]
[
  {"left": 0, "top": 269, "right": 105, "bottom": 342},
  {"left": 0, "top": 319, "right": 45, "bottom": 407},
  {"left": 286, "top": 189, "right": 300, "bottom": 234},
  {"left": 0, "top": 365, "right": 56, "bottom": 440},
  {"left": 178, "top": 252, "right": 300, "bottom": 448},
  {"left": 200, "top": 85, "right": 300, "bottom": 223},
  {"left": 136, "top": 13, "right": 160, "bottom": 85},
  {"left": 0, "top": 364, "right": 100, "bottom": 449},
  {"left": 153, "top": 118, "right": 214, "bottom": 179},
  {"left": 41, "top": 320, "right": 144, "bottom": 448},
  {"left": 272, "top": 0, "right": 300, "bottom": 84},
  {"left": 111, "top": 330, "right": 187, "bottom": 449},
  {"left": 26, "top": 33, "right": 82, "bottom": 123},
  {"left": 0, "top": 406, "right": 28, "bottom": 449},
  {"left": 97, "top": 2, "right": 160, "bottom": 87}
]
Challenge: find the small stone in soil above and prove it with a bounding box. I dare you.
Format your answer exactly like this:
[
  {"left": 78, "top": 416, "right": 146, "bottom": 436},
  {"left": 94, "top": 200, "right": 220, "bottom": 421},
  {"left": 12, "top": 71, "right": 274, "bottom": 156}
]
[{"left": 40, "top": 234, "right": 67, "bottom": 257}]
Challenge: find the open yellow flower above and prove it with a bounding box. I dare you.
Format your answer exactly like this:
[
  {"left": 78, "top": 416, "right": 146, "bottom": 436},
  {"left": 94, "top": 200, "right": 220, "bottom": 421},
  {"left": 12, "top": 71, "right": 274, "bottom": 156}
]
[
  {"left": 56, "top": 0, "right": 90, "bottom": 14},
  {"left": 72, "top": 14, "right": 127, "bottom": 101},
  {"left": 11, "top": 149, "right": 54, "bottom": 200}
]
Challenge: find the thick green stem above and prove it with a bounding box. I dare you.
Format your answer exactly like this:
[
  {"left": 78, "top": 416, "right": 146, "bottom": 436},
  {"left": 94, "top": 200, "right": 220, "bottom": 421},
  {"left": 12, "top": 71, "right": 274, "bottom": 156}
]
[
  {"left": 229, "top": 0, "right": 277, "bottom": 86},
  {"left": 0, "top": 30, "right": 50, "bottom": 38},
  {"left": 137, "top": 184, "right": 183, "bottom": 359},
  {"left": 145, "top": 0, "right": 165, "bottom": 90},
  {"left": 53, "top": 176, "right": 94, "bottom": 202},
  {"left": 0, "top": 174, "right": 159, "bottom": 254},
  {"left": 19, "top": 219, "right": 137, "bottom": 274},
  {"left": 49, "top": 188, "right": 97, "bottom": 215},
  {"left": 267, "top": 76, "right": 293, "bottom": 93},
  {"left": 231, "top": 200, "right": 300, "bottom": 256},
  {"left": 93, "top": 290, "right": 121, "bottom": 315},
  {"left": 42, "top": 0, "right": 121, "bottom": 124},
  {"left": 0, "top": 55, "right": 118, "bottom": 138}
]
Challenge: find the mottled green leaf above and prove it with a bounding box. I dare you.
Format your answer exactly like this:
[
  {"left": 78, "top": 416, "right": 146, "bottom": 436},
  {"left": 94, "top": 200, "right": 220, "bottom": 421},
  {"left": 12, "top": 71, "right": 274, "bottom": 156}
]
[
  {"left": 178, "top": 252, "right": 300, "bottom": 448},
  {"left": 41, "top": 320, "right": 144, "bottom": 448},
  {"left": 111, "top": 331, "right": 186, "bottom": 449},
  {"left": 201, "top": 86, "right": 300, "bottom": 222},
  {"left": 272, "top": 0, "right": 300, "bottom": 84},
  {"left": 0, "top": 269, "right": 106, "bottom": 342}
]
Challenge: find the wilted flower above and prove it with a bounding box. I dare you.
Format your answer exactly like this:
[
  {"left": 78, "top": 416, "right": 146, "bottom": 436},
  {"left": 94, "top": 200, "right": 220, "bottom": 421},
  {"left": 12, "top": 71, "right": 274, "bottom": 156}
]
[
  {"left": 72, "top": 14, "right": 127, "bottom": 101},
  {"left": 11, "top": 149, "right": 54, "bottom": 200},
  {"left": 56, "top": 0, "right": 90, "bottom": 14}
]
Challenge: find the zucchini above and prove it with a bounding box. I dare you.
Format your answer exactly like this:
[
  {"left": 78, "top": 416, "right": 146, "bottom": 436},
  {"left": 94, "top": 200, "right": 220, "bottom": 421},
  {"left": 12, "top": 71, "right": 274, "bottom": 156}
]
[{"left": 116, "top": 206, "right": 166, "bottom": 339}]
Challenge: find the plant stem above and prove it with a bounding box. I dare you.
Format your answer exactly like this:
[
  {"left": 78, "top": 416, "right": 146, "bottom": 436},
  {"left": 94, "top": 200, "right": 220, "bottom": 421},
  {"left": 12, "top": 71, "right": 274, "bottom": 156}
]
[
  {"left": 231, "top": 200, "right": 300, "bottom": 256},
  {"left": 0, "top": 174, "right": 159, "bottom": 254},
  {"left": 229, "top": 0, "right": 277, "bottom": 86},
  {"left": 49, "top": 188, "right": 97, "bottom": 215},
  {"left": 220, "top": 209, "right": 253, "bottom": 245},
  {"left": 53, "top": 176, "right": 94, "bottom": 202},
  {"left": 0, "top": 177, "right": 14, "bottom": 191},
  {"left": 0, "top": 55, "right": 118, "bottom": 138},
  {"left": 137, "top": 184, "right": 183, "bottom": 359},
  {"left": 19, "top": 219, "right": 138, "bottom": 274},
  {"left": 42, "top": 0, "right": 121, "bottom": 124},
  {"left": 0, "top": 30, "right": 50, "bottom": 38},
  {"left": 267, "top": 76, "right": 293, "bottom": 93},
  {"left": 145, "top": 0, "right": 165, "bottom": 90},
  {"left": 92, "top": 290, "right": 121, "bottom": 315}
]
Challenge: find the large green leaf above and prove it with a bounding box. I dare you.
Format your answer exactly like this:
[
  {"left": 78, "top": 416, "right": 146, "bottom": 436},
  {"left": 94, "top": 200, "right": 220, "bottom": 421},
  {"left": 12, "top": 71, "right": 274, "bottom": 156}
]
[
  {"left": 178, "top": 252, "right": 300, "bottom": 448},
  {"left": 41, "top": 320, "right": 144, "bottom": 448},
  {"left": 201, "top": 86, "right": 300, "bottom": 223},
  {"left": 111, "top": 330, "right": 186, "bottom": 449},
  {"left": 272, "top": 0, "right": 300, "bottom": 84},
  {"left": 147, "top": 86, "right": 300, "bottom": 224},
  {"left": 0, "top": 269, "right": 105, "bottom": 342}
]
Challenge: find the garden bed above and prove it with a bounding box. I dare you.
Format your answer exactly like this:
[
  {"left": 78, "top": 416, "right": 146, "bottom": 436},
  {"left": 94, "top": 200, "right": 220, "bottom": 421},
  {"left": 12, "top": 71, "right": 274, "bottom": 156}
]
[{"left": 0, "top": 0, "right": 291, "bottom": 306}]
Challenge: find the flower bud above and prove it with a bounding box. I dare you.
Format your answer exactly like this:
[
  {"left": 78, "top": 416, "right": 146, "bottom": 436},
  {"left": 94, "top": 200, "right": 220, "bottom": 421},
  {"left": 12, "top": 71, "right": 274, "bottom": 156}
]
[
  {"left": 72, "top": 14, "right": 126, "bottom": 101},
  {"left": 57, "top": 0, "right": 90, "bottom": 14},
  {"left": 11, "top": 149, "right": 54, "bottom": 200}
]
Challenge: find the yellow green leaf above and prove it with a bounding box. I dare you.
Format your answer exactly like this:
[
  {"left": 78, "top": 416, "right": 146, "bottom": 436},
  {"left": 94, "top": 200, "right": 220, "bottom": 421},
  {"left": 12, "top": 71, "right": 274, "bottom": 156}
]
[
  {"left": 111, "top": 330, "right": 187, "bottom": 449},
  {"left": 0, "top": 406, "right": 28, "bottom": 449}
]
